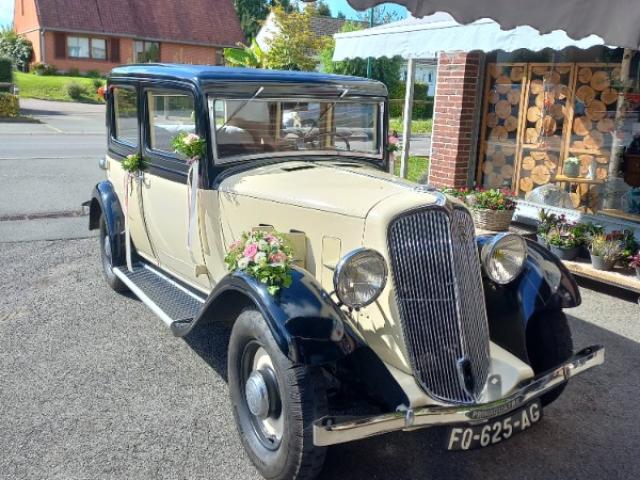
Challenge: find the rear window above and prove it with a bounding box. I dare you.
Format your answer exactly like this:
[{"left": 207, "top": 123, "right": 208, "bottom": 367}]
[
  {"left": 147, "top": 90, "right": 196, "bottom": 155},
  {"left": 113, "top": 86, "right": 138, "bottom": 145}
]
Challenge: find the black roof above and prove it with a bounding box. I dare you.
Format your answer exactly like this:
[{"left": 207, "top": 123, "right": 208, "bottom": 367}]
[{"left": 109, "top": 64, "right": 387, "bottom": 97}]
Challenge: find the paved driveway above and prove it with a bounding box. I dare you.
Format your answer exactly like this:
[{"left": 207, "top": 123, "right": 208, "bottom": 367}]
[{"left": 1, "top": 237, "right": 638, "bottom": 480}]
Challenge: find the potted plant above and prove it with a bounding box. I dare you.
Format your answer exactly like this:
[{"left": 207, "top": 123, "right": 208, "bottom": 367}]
[
  {"left": 589, "top": 233, "right": 623, "bottom": 271},
  {"left": 547, "top": 226, "right": 581, "bottom": 260},
  {"left": 536, "top": 209, "right": 561, "bottom": 248},
  {"left": 464, "top": 188, "right": 516, "bottom": 231},
  {"left": 629, "top": 252, "right": 640, "bottom": 279},
  {"left": 563, "top": 156, "right": 580, "bottom": 177}
]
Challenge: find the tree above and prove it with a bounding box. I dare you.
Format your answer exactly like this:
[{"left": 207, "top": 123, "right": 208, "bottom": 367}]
[
  {"left": 0, "top": 27, "right": 32, "bottom": 70},
  {"left": 314, "top": 0, "right": 332, "bottom": 17},
  {"left": 224, "top": 39, "right": 268, "bottom": 68},
  {"left": 265, "top": 6, "right": 327, "bottom": 71},
  {"left": 336, "top": 11, "right": 346, "bottom": 19},
  {"left": 234, "top": 0, "right": 296, "bottom": 42},
  {"left": 320, "top": 22, "right": 402, "bottom": 91}
]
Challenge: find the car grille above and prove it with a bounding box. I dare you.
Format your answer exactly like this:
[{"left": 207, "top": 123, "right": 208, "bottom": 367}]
[{"left": 387, "top": 205, "right": 490, "bottom": 404}]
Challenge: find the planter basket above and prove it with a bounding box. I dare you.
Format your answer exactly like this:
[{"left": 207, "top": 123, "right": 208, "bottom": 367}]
[
  {"left": 590, "top": 254, "right": 615, "bottom": 271},
  {"left": 470, "top": 208, "right": 514, "bottom": 231}
]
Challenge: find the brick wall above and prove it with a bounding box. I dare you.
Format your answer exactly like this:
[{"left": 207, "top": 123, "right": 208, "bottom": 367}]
[
  {"left": 43, "top": 33, "right": 134, "bottom": 74},
  {"left": 428, "top": 51, "right": 482, "bottom": 189},
  {"left": 160, "top": 42, "right": 221, "bottom": 65}
]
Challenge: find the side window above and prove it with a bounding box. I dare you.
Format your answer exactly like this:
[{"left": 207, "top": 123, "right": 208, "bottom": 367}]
[
  {"left": 147, "top": 90, "right": 196, "bottom": 155},
  {"left": 113, "top": 86, "right": 138, "bottom": 145}
]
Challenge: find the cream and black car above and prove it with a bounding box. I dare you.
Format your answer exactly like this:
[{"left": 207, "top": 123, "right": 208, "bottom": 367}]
[{"left": 86, "top": 64, "right": 604, "bottom": 480}]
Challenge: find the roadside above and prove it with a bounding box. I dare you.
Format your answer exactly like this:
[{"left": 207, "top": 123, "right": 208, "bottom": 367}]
[{"left": 0, "top": 98, "right": 105, "bottom": 242}]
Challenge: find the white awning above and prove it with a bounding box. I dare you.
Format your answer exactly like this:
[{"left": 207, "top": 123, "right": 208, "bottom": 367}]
[
  {"left": 343, "top": 0, "right": 640, "bottom": 50},
  {"left": 333, "top": 13, "right": 612, "bottom": 61}
]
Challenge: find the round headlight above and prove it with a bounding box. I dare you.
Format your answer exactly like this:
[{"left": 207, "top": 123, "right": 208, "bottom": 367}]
[
  {"left": 481, "top": 233, "right": 527, "bottom": 284},
  {"left": 333, "top": 249, "right": 388, "bottom": 309}
]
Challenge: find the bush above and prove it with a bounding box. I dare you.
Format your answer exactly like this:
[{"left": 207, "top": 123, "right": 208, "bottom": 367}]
[
  {"left": 0, "top": 92, "right": 19, "bottom": 117},
  {"left": 64, "top": 81, "right": 87, "bottom": 100},
  {"left": 0, "top": 27, "right": 32, "bottom": 70},
  {"left": 388, "top": 82, "right": 429, "bottom": 100},
  {"left": 31, "top": 62, "right": 57, "bottom": 75},
  {"left": 86, "top": 69, "right": 102, "bottom": 78},
  {"left": 66, "top": 67, "right": 81, "bottom": 77},
  {"left": 0, "top": 57, "right": 12, "bottom": 84},
  {"left": 389, "top": 98, "right": 434, "bottom": 119},
  {"left": 92, "top": 78, "right": 104, "bottom": 89}
]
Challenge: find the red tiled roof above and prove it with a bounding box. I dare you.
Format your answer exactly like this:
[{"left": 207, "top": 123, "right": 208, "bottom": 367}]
[{"left": 35, "top": 0, "right": 244, "bottom": 47}]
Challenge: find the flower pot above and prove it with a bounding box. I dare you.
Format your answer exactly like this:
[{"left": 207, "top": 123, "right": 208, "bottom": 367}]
[
  {"left": 578, "top": 245, "right": 590, "bottom": 259},
  {"left": 563, "top": 162, "right": 580, "bottom": 178},
  {"left": 590, "top": 254, "right": 615, "bottom": 271},
  {"left": 550, "top": 245, "right": 580, "bottom": 261},
  {"left": 470, "top": 208, "right": 514, "bottom": 232},
  {"left": 536, "top": 234, "right": 549, "bottom": 248}
]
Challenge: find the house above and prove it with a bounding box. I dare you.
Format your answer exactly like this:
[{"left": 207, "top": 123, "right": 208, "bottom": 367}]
[
  {"left": 256, "top": 13, "right": 367, "bottom": 71},
  {"left": 401, "top": 59, "right": 437, "bottom": 95},
  {"left": 13, "top": 0, "right": 244, "bottom": 74}
]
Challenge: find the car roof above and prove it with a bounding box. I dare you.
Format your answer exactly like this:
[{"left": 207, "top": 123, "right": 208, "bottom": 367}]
[{"left": 108, "top": 64, "right": 388, "bottom": 97}]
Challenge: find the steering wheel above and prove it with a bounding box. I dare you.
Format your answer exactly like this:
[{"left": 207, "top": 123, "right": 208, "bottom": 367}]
[{"left": 303, "top": 131, "right": 351, "bottom": 151}]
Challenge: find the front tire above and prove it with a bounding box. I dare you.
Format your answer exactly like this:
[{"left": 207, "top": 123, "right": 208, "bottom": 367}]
[
  {"left": 526, "top": 308, "right": 573, "bottom": 406},
  {"left": 228, "top": 309, "right": 327, "bottom": 480},
  {"left": 99, "top": 213, "right": 128, "bottom": 293}
]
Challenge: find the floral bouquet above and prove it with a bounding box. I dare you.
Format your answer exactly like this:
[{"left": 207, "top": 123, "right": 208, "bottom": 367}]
[
  {"left": 387, "top": 134, "right": 400, "bottom": 154},
  {"left": 121, "top": 153, "right": 146, "bottom": 172},
  {"left": 172, "top": 132, "right": 206, "bottom": 164},
  {"left": 224, "top": 230, "right": 294, "bottom": 295}
]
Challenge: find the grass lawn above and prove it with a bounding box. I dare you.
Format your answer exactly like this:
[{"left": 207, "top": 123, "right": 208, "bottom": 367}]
[
  {"left": 15, "top": 72, "right": 104, "bottom": 104},
  {"left": 393, "top": 155, "right": 429, "bottom": 183},
  {"left": 389, "top": 117, "right": 433, "bottom": 135}
]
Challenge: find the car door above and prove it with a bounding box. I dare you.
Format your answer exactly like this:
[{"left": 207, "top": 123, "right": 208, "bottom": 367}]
[
  {"left": 139, "top": 83, "right": 211, "bottom": 289},
  {"left": 107, "top": 83, "right": 155, "bottom": 262}
]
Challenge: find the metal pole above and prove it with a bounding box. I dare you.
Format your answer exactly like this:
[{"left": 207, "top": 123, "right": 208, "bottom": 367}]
[
  {"left": 400, "top": 57, "right": 416, "bottom": 179},
  {"left": 366, "top": 8, "right": 374, "bottom": 78}
]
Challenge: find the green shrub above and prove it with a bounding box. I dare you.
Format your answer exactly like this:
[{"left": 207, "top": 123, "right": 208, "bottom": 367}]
[
  {"left": 86, "top": 69, "right": 102, "bottom": 78},
  {"left": 0, "top": 92, "right": 19, "bottom": 117},
  {"left": 66, "top": 67, "right": 81, "bottom": 77},
  {"left": 389, "top": 99, "right": 434, "bottom": 119},
  {"left": 31, "top": 62, "right": 57, "bottom": 75},
  {"left": 0, "top": 57, "right": 12, "bottom": 83},
  {"left": 388, "top": 82, "right": 429, "bottom": 100},
  {"left": 64, "top": 81, "right": 87, "bottom": 100},
  {"left": 92, "top": 78, "right": 104, "bottom": 89}
]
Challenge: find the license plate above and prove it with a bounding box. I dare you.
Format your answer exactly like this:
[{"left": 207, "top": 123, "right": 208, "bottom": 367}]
[{"left": 446, "top": 400, "right": 542, "bottom": 450}]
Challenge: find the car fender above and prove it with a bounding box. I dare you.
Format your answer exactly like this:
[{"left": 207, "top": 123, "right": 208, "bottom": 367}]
[
  {"left": 477, "top": 236, "right": 581, "bottom": 363},
  {"left": 85, "top": 180, "right": 125, "bottom": 265},
  {"left": 178, "top": 266, "right": 364, "bottom": 366}
]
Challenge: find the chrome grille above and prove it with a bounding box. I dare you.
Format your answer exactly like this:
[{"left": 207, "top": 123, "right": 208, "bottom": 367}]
[{"left": 387, "top": 206, "right": 490, "bottom": 404}]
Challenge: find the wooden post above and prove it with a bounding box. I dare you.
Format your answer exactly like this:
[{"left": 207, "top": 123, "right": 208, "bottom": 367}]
[
  {"left": 400, "top": 58, "right": 416, "bottom": 179},
  {"left": 604, "top": 48, "right": 634, "bottom": 209}
]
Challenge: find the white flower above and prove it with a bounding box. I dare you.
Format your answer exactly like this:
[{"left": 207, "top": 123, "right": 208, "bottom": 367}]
[
  {"left": 255, "top": 252, "right": 267, "bottom": 264},
  {"left": 237, "top": 257, "right": 249, "bottom": 270},
  {"left": 258, "top": 240, "right": 269, "bottom": 251}
]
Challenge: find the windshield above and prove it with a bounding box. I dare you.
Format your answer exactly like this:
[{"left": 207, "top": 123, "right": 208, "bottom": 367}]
[{"left": 208, "top": 97, "right": 382, "bottom": 162}]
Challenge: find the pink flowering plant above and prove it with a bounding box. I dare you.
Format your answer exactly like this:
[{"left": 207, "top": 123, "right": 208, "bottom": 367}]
[
  {"left": 224, "top": 230, "right": 294, "bottom": 295},
  {"left": 171, "top": 132, "right": 206, "bottom": 164},
  {"left": 387, "top": 134, "right": 400, "bottom": 154}
]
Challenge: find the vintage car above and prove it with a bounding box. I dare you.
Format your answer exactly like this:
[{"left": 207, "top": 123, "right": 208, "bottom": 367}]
[{"left": 86, "top": 64, "right": 604, "bottom": 480}]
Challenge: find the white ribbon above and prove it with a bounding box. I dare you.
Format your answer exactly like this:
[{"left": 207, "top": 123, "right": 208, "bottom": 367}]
[
  {"left": 123, "top": 172, "right": 134, "bottom": 272},
  {"left": 186, "top": 157, "right": 200, "bottom": 263}
]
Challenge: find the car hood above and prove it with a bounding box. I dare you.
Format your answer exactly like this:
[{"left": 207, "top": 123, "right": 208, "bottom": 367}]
[{"left": 218, "top": 160, "right": 429, "bottom": 218}]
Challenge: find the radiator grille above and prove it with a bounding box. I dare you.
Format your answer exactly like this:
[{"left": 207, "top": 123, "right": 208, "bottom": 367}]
[{"left": 387, "top": 206, "right": 490, "bottom": 404}]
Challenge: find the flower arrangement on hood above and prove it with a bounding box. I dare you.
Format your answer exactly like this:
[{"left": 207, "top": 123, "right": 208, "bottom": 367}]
[
  {"left": 171, "top": 132, "right": 206, "bottom": 164},
  {"left": 224, "top": 230, "right": 294, "bottom": 295}
]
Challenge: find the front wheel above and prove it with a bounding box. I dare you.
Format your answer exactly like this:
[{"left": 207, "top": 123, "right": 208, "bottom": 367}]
[
  {"left": 99, "top": 213, "right": 128, "bottom": 293},
  {"left": 228, "top": 309, "right": 327, "bottom": 480}
]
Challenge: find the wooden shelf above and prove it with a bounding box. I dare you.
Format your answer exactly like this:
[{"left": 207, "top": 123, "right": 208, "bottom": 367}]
[
  {"left": 553, "top": 175, "right": 605, "bottom": 184},
  {"left": 599, "top": 208, "right": 640, "bottom": 222},
  {"left": 564, "top": 258, "right": 640, "bottom": 294}
]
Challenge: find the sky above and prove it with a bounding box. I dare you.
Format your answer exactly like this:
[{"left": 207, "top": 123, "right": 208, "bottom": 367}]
[{"left": 0, "top": 0, "right": 406, "bottom": 27}]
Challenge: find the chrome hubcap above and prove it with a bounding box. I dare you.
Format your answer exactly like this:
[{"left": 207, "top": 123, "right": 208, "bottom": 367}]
[{"left": 245, "top": 370, "right": 270, "bottom": 419}]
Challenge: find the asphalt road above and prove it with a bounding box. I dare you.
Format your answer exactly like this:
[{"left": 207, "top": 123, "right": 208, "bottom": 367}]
[{"left": 1, "top": 236, "right": 639, "bottom": 480}]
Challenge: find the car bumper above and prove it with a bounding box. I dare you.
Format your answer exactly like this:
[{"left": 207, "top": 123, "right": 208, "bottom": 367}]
[{"left": 313, "top": 345, "right": 604, "bottom": 446}]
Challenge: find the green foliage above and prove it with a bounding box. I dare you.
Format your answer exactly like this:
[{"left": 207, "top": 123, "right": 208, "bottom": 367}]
[
  {"left": 86, "top": 69, "right": 102, "bottom": 78},
  {"left": 31, "top": 62, "right": 57, "bottom": 75},
  {"left": 388, "top": 99, "right": 433, "bottom": 119},
  {"left": 121, "top": 153, "right": 146, "bottom": 172},
  {"left": 224, "top": 230, "right": 293, "bottom": 295},
  {"left": 265, "top": 6, "right": 327, "bottom": 71},
  {"left": 16, "top": 72, "right": 102, "bottom": 103},
  {"left": 392, "top": 155, "right": 429, "bottom": 183},
  {"left": 171, "top": 132, "right": 206, "bottom": 160},
  {"left": 588, "top": 233, "right": 624, "bottom": 259},
  {"left": 224, "top": 39, "right": 267, "bottom": 68},
  {"left": 0, "top": 57, "right": 12, "bottom": 84},
  {"left": 388, "top": 117, "right": 432, "bottom": 135},
  {"left": 0, "top": 92, "right": 19, "bottom": 117},
  {"left": 320, "top": 22, "right": 402, "bottom": 92},
  {"left": 234, "top": 0, "right": 294, "bottom": 41},
  {"left": 92, "top": 78, "right": 104, "bottom": 89},
  {"left": 0, "top": 27, "right": 32, "bottom": 70},
  {"left": 314, "top": 0, "right": 332, "bottom": 16},
  {"left": 64, "top": 81, "right": 88, "bottom": 100}
]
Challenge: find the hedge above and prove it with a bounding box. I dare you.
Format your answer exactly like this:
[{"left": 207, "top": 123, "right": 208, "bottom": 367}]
[
  {"left": 0, "top": 57, "right": 13, "bottom": 85},
  {"left": 0, "top": 92, "right": 19, "bottom": 117},
  {"left": 388, "top": 82, "right": 430, "bottom": 100},
  {"left": 389, "top": 99, "right": 434, "bottom": 119}
]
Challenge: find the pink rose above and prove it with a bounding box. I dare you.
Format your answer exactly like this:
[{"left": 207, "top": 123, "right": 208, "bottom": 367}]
[
  {"left": 269, "top": 251, "right": 287, "bottom": 265},
  {"left": 229, "top": 240, "right": 242, "bottom": 252},
  {"left": 243, "top": 243, "right": 258, "bottom": 259},
  {"left": 183, "top": 133, "right": 200, "bottom": 145}
]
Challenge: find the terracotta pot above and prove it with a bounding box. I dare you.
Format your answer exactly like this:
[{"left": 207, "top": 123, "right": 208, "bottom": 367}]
[
  {"left": 550, "top": 245, "right": 580, "bottom": 261},
  {"left": 590, "top": 254, "right": 615, "bottom": 271}
]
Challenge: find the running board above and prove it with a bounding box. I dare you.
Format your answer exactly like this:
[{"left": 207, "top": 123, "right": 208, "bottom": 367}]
[{"left": 113, "top": 262, "right": 206, "bottom": 336}]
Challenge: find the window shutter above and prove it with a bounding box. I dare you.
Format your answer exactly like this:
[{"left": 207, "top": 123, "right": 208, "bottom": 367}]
[
  {"left": 109, "top": 38, "right": 120, "bottom": 63},
  {"left": 54, "top": 33, "right": 66, "bottom": 59}
]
